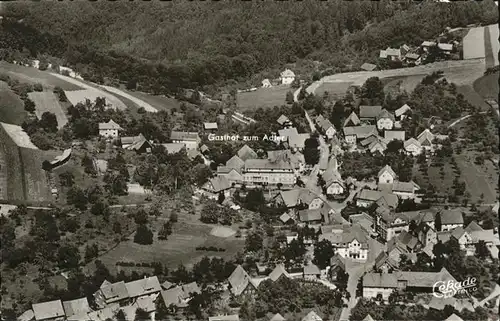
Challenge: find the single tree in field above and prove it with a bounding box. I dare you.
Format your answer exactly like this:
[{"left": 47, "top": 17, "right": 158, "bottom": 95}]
[
  {"left": 24, "top": 98, "right": 36, "bottom": 112},
  {"left": 134, "top": 224, "right": 153, "bottom": 245}
]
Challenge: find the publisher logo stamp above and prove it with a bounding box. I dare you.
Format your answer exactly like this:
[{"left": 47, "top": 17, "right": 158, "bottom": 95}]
[{"left": 433, "top": 276, "right": 478, "bottom": 298}]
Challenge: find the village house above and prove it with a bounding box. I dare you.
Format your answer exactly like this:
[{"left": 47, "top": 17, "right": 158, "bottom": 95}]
[
  {"left": 322, "top": 169, "right": 345, "bottom": 195},
  {"left": 243, "top": 159, "right": 295, "bottom": 187},
  {"left": 303, "top": 263, "right": 321, "bottom": 281},
  {"left": 32, "top": 300, "right": 65, "bottom": 321},
  {"left": 288, "top": 133, "right": 311, "bottom": 152},
  {"left": 438, "top": 208, "right": 464, "bottom": 231},
  {"left": 344, "top": 111, "right": 361, "bottom": 127},
  {"left": 121, "top": 134, "right": 153, "bottom": 153},
  {"left": 384, "top": 130, "right": 406, "bottom": 142},
  {"left": 280, "top": 69, "right": 296, "bottom": 85},
  {"left": 277, "top": 114, "right": 292, "bottom": 127},
  {"left": 160, "top": 282, "right": 201, "bottom": 309},
  {"left": 356, "top": 189, "right": 398, "bottom": 209},
  {"left": 94, "top": 280, "right": 130, "bottom": 308},
  {"left": 201, "top": 176, "right": 232, "bottom": 199},
  {"left": 268, "top": 264, "right": 291, "bottom": 282},
  {"left": 378, "top": 165, "right": 397, "bottom": 185},
  {"left": 217, "top": 166, "right": 244, "bottom": 185},
  {"left": 404, "top": 53, "right": 422, "bottom": 65},
  {"left": 391, "top": 180, "right": 420, "bottom": 200},
  {"left": 170, "top": 131, "right": 201, "bottom": 150},
  {"left": 269, "top": 313, "right": 286, "bottom": 321},
  {"left": 395, "top": 104, "right": 412, "bottom": 120},
  {"left": 349, "top": 213, "right": 376, "bottom": 236},
  {"left": 376, "top": 109, "right": 395, "bottom": 131},
  {"left": 421, "top": 41, "right": 437, "bottom": 52},
  {"left": 362, "top": 273, "right": 398, "bottom": 301},
  {"left": 360, "top": 63, "right": 378, "bottom": 71},
  {"left": 62, "top": 298, "right": 92, "bottom": 321},
  {"left": 373, "top": 251, "right": 399, "bottom": 273},
  {"left": 302, "top": 311, "right": 323, "bottom": 321},
  {"left": 227, "top": 265, "right": 258, "bottom": 297},
  {"left": 162, "top": 143, "right": 185, "bottom": 155},
  {"left": 268, "top": 149, "right": 305, "bottom": 172},
  {"left": 437, "top": 43, "right": 453, "bottom": 54},
  {"left": 98, "top": 119, "right": 123, "bottom": 138},
  {"left": 323, "top": 224, "right": 369, "bottom": 261},
  {"left": 328, "top": 255, "right": 346, "bottom": 281},
  {"left": 404, "top": 138, "right": 422, "bottom": 156},
  {"left": 343, "top": 125, "right": 378, "bottom": 145},
  {"left": 315, "top": 115, "right": 336, "bottom": 139},
  {"left": 203, "top": 122, "right": 218, "bottom": 131},
  {"left": 359, "top": 106, "right": 383, "bottom": 122},
  {"left": 298, "top": 208, "right": 324, "bottom": 225},
  {"left": 367, "top": 137, "right": 387, "bottom": 154},
  {"left": 417, "top": 129, "right": 435, "bottom": 151},
  {"left": 262, "top": 78, "right": 272, "bottom": 88},
  {"left": 237, "top": 144, "right": 258, "bottom": 161}
]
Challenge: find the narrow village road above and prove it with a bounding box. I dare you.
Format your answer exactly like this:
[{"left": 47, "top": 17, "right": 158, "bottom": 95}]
[{"left": 447, "top": 111, "right": 488, "bottom": 128}]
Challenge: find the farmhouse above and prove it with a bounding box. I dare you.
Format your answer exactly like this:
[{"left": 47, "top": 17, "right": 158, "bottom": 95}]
[
  {"left": 438, "top": 209, "right": 464, "bottom": 231},
  {"left": 203, "top": 122, "right": 218, "bottom": 131},
  {"left": 362, "top": 273, "right": 398, "bottom": 300},
  {"left": 125, "top": 276, "right": 161, "bottom": 299},
  {"left": 378, "top": 165, "right": 397, "bottom": 185},
  {"left": 361, "top": 63, "right": 377, "bottom": 71},
  {"left": 268, "top": 150, "right": 305, "bottom": 171},
  {"left": 343, "top": 125, "right": 377, "bottom": 144},
  {"left": 94, "top": 280, "right": 130, "bottom": 308},
  {"left": 404, "top": 138, "right": 422, "bottom": 156},
  {"left": 62, "top": 298, "right": 92, "bottom": 321},
  {"left": 268, "top": 264, "right": 291, "bottom": 282},
  {"left": 303, "top": 263, "right": 321, "bottom": 280},
  {"left": 243, "top": 159, "right": 295, "bottom": 187},
  {"left": 384, "top": 130, "right": 405, "bottom": 142},
  {"left": 121, "top": 134, "right": 152, "bottom": 153},
  {"left": 277, "top": 114, "right": 292, "bottom": 127},
  {"left": 170, "top": 131, "right": 201, "bottom": 150},
  {"left": 356, "top": 189, "right": 398, "bottom": 209},
  {"left": 315, "top": 115, "right": 336, "bottom": 138},
  {"left": 323, "top": 169, "right": 345, "bottom": 195},
  {"left": 202, "top": 176, "right": 232, "bottom": 199},
  {"left": 280, "top": 69, "right": 296, "bottom": 85},
  {"left": 417, "top": 129, "right": 435, "bottom": 150},
  {"left": 376, "top": 109, "right": 395, "bottom": 130},
  {"left": 98, "top": 119, "right": 123, "bottom": 138},
  {"left": 288, "top": 133, "right": 311, "bottom": 152},
  {"left": 392, "top": 180, "right": 419, "bottom": 200},
  {"left": 32, "top": 300, "right": 65, "bottom": 321},
  {"left": 228, "top": 265, "right": 258, "bottom": 296}
]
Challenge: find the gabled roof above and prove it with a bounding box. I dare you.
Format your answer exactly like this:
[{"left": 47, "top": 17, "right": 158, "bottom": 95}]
[
  {"left": 343, "top": 125, "right": 377, "bottom": 138},
  {"left": 245, "top": 159, "right": 292, "bottom": 171},
  {"left": 226, "top": 155, "right": 245, "bottom": 169},
  {"left": 204, "top": 176, "right": 232, "bottom": 193},
  {"left": 438, "top": 43, "right": 453, "bottom": 51},
  {"left": 270, "top": 313, "right": 286, "bottom": 321},
  {"left": 344, "top": 112, "right": 361, "bottom": 127},
  {"left": 464, "top": 221, "right": 483, "bottom": 233},
  {"left": 237, "top": 144, "right": 258, "bottom": 161},
  {"left": 379, "top": 50, "right": 388, "bottom": 59},
  {"left": 100, "top": 280, "right": 112, "bottom": 288},
  {"left": 378, "top": 165, "right": 397, "bottom": 179},
  {"left": 200, "top": 144, "right": 209, "bottom": 152},
  {"left": 385, "top": 48, "right": 401, "bottom": 57},
  {"left": 86, "top": 304, "right": 119, "bottom": 321},
  {"left": 417, "top": 129, "right": 435, "bottom": 145},
  {"left": 278, "top": 189, "right": 302, "bottom": 207},
  {"left": 125, "top": 276, "right": 161, "bottom": 298},
  {"left": 298, "top": 209, "right": 323, "bottom": 223},
  {"left": 32, "top": 300, "right": 65, "bottom": 321},
  {"left": 395, "top": 104, "right": 412, "bottom": 117},
  {"left": 62, "top": 298, "right": 92, "bottom": 320},
  {"left": 439, "top": 209, "right": 464, "bottom": 225},
  {"left": 363, "top": 315, "right": 376, "bottom": 321},
  {"left": 360, "top": 135, "right": 382, "bottom": 147},
  {"left": 209, "top": 315, "right": 240, "bottom": 321},
  {"left": 298, "top": 189, "right": 321, "bottom": 205},
  {"left": 330, "top": 254, "right": 346, "bottom": 270},
  {"left": 405, "top": 53, "right": 421, "bottom": 60},
  {"left": 376, "top": 109, "right": 395, "bottom": 121},
  {"left": 395, "top": 267, "right": 456, "bottom": 288},
  {"left": 303, "top": 263, "right": 321, "bottom": 275},
  {"left": 162, "top": 280, "right": 174, "bottom": 290},
  {"left": 278, "top": 127, "right": 299, "bottom": 139},
  {"left": 363, "top": 273, "right": 398, "bottom": 288},
  {"left": 384, "top": 130, "right": 406, "bottom": 141},
  {"left": 404, "top": 137, "right": 421, "bottom": 148},
  {"left": 323, "top": 169, "right": 344, "bottom": 188},
  {"left": 450, "top": 226, "right": 467, "bottom": 240},
  {"left": 302, "top": 311, "right": 322, "bottom": 321},
  {"left": 181, "top": 282, "right": 201, "bottom": 298},
  {"left": 316, "top": 115, "right": 335, "bottom": 132},
  {"left": 99, "top": 281, "right": 130, "bottom": 304},
  {"left": 359, "top": 106, "right": 382, "bottom": 119},
  {"left": 269, "top": 264, "right": 290, "bottom": 281},
  {"left": 277, "top": 114, "right": 291, "bottom": 125},
  {"left": 99, "top": 119, "right": 123, "bottom": 131},
  {"left": 228, "top": 265, "right": 257, "bottom": 296},
  {"left": 171, "top": 131, "right": 200, "bottom": 141},
  {"left": 392, "top": 181, "right": 416, "bottom": 193},
  {"left": 133, "top": 295, "right": 156, "bottom": 313},
  {"left": 374, "top": 251, "right": 398, "bottom": 270},
  {"left": 289, "top": 133, "right": 311, "bottom": 149},
  {"left": 279, "top": 213, "right": 292, "bottom": 223},
  {"left": 369, "top": 139, "right": 387, "bottom": 153},
  {"left": 161, "top": 286, "right": 187, "bottom": 308},
  {"left": 444, "top": 314, "right": 464, "bottom": 321},
  {"left": 281, "top": 69, "right": 295, "bottom": 78}
]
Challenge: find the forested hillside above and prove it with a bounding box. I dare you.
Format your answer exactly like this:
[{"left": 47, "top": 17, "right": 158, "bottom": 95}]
[{"left": 1, "top": 0, "right": 497, "bottom": 94}]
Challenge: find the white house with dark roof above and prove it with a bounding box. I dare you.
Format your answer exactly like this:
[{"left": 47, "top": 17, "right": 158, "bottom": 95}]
[
  {"left": 323, "top": 224, "right": 369, "bottom": 261},
  {"left": 438, "top": 209, "right": 464, "bottom": 231},
  {"left": 280, "top": 69, "right": 296, "bottom": 85},
  {"left": 404, "top": 138, "right": 422, "bottom": 156},
  {"left": 378, "top": 165, "right": 397, "bottom": 185},
  {"left": 315, "top": 115, "right": 336, "bottom": 139},
  {"left": 303, "top": 263, "right": 321, "bottom": 280},
  {"left": 417, "top": 129, "right": 435, "bottom": 150},
  {"left": 343, "top": 125, "right": 378, "bottom": 145},
  {"left": 170, "top": 131, "right": 201, "bottom": 150},
  {"left": 376, "top": 109, "right": 395, "bottom": 130},
  {"left": 322, "top": 169, "right": 345, "bottom": 195},
  {"left": 32, "top": 300, "right": 65, "bottom": 321},
  {"left": 98, "top": 119, "right": 123, "bottom": 138},
  {"left": 93, "top": 280, "right": 130, "bottom": 308},
  {"left": 363, "top": 273, "right": 398, "bottom": 300},
  {"left": 356, "top": 189, "right": 398, "bottom": 209}
]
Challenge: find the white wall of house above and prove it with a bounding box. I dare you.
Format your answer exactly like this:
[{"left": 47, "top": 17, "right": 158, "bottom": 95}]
[
  {"left": 309, "top": 198, "right": 324, "bottom": 210},
  {"left": 282, "top": 76, "right": 295, "bottom": 85},
  {"left": 363, "top": 287, "right": 395, "bottom": 301},
  {"left": 345, "top": 135, "right": 357, "bottom": 144},
  {"left": 378, "top": 171, "right": 395, "bottom": 184},
  {"left": 405, "top": 144, "right": 422, "bottom": 156},
  {"left": 356, "top": 199, "right": 374, "bottom": 208},
  {"left": 377, "top": 118, "right": 394, "bottom": 130},
  {"left": 172, "top": 139, "right": 199, "bottom": 150},
  {"left": 336, "top": 240, "right": 368, "bottom": 261},
  {"left": 393, "top": 191, "right": 415, "bottom": 200},
  {"left": 243, "top": 170, "right": 295, "bottom": 186},
  {"left": 99, "top": 129, "right": 119, "bottom": 138},
  {"left": 441, "top": 223, "right": 463, "bottom": 232},
  {"left": 325, "top": 127, "right": 336, "bottom": 139},
  {"left": 327, "top": 183, "right": 344, "bottom": 195}
]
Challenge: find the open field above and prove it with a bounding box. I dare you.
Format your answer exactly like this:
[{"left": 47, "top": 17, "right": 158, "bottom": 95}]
[
  {"left": 463, "top": 26, "right": 486, "bottom": 60},
  {"left": 28, "top": 91, "right": 68, "bottom": 129},
  {"left": 0, "top": 62, "right": 82, "bottom": 90},
  {"left": 473, "top": 71, "right": 499, "bottom": 99},
  {"left": 487, "top": 24, "right": 499, "bottom": 67},
  {"left": 0, "top": 81, "right": 27, "bottom": 125},
  {"left": 98, "top": 221, "right": 245, "bottom": 270},
  {"left": 308, "top": 59, "right": 487, "bottom": 96},
  {"left": 122, "top": 90, "right": 181, "bottom": 112},
  {"left": 237, "top": 85, "right": 291, "bottom": 110},
  {"left": 0, "top": 122, "right": 38, "bottom": 149},
  {"left": 456, "top": 85, "right": 491, "bottom": 111},
  {"left": 315, "top": 81, "right": 353, "bottom": 99},
  {"left": 455, "top": 154, "right": 497, "bottom": 204},
  {"left": 100, "top": 85, "right": 158, "bottom": 113},
  {"left": 64, "top": 88, "right": 128, "bottom": 110},
  {"left": 0, "top": 124, "right": 57, "bottom": 203},
  {"left": 383, "top": 74, "right": 426, "bottom": 94}
]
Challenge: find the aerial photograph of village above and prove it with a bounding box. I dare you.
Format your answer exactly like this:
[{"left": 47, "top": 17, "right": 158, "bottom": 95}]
[{"left": 0, "top": 1, "right": 498, "bottom": 321}]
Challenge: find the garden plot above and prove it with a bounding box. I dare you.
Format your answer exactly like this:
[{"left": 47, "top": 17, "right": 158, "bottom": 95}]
[
  {"left": 28, "top": 91, "right": 68, "bottom": 129},
  {"left": 463, "top": 26, "right": 486, "bottom": 60},
  {"left": 64, "top": 89, "right": 127, "bottom": 110},
  {"left": 487, "top": 24, "right": 499, "bottom": 67},
  {"left": 0, "top": 122, "right": 38, "bottom": 149},
  {"left": 100, "top": 85, "right": 158, "bottom": 113}
]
